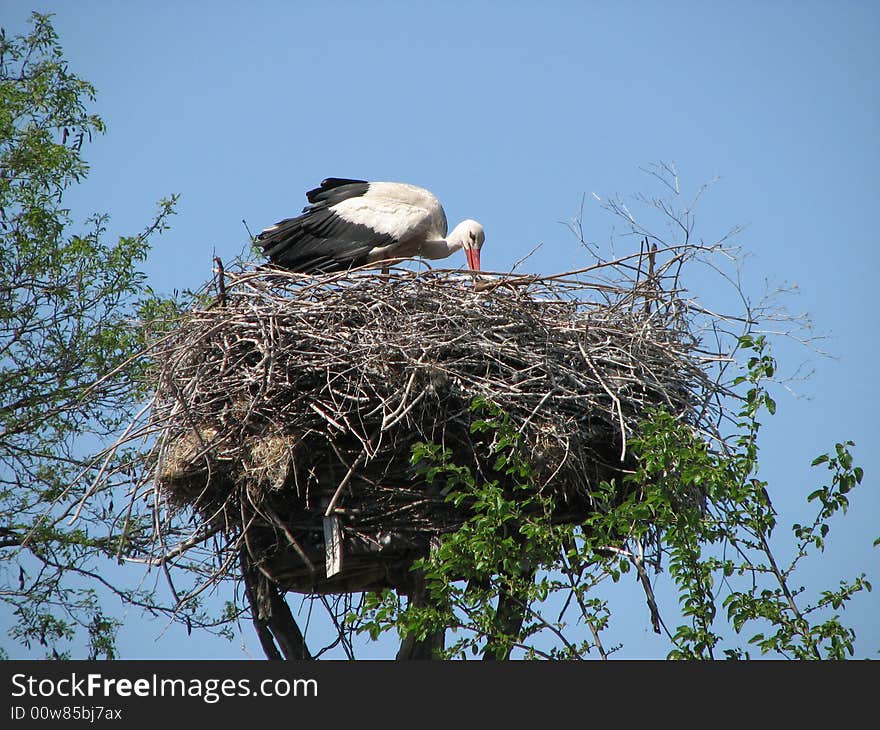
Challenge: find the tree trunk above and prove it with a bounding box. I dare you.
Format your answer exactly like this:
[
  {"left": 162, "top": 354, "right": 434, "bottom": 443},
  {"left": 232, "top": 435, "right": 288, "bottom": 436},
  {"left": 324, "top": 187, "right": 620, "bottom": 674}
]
[
  {"left": 240, "top": 549, "right": 312, "bottom": 660},
  {"left": 396, "top": 570, "right": 445, "bottom": 660}
]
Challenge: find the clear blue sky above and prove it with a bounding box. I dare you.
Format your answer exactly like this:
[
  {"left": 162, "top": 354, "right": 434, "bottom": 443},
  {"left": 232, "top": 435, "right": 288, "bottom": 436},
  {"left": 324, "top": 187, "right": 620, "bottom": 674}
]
[{"left": 3, "top": 1, "right": 877, "bottom": 658}]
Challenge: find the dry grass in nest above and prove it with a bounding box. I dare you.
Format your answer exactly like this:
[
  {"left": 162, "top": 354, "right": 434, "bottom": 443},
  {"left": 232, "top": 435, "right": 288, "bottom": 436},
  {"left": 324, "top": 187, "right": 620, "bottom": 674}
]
[{"left": 133, "top": 249, "right": 725, "bottom": 596}]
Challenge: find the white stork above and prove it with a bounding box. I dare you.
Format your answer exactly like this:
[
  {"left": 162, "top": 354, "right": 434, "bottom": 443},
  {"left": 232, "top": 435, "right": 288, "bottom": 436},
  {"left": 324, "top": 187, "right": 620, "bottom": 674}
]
[{"left": 257, "top": 178, "right": 484, "bottom": 273}]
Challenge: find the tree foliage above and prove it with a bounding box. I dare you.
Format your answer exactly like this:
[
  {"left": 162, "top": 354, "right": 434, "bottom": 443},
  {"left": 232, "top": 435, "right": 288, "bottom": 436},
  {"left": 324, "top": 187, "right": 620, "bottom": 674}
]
[
  {"left": 0, "top": 13, "right": 177, "bottom": 658},
  {"left": 352, "top": 336, "right": 872, "bottom": 658}
]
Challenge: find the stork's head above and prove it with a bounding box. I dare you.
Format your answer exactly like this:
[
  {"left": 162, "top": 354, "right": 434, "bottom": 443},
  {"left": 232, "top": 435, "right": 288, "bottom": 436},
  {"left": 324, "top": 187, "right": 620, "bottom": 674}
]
[{"left": 452, "top": 219, "right": 485, "bottom": 271}]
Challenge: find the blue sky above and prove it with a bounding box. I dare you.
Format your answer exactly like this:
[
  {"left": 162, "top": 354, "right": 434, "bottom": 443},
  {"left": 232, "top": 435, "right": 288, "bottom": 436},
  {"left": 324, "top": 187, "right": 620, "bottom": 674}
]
[{"left": 3, "top": 1, "right": 877, "bottom": 658}]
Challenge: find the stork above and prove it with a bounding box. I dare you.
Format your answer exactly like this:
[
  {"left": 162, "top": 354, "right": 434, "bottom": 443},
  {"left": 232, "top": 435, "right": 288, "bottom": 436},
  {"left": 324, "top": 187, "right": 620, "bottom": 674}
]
[{"left": 257, "top": 178, "right": 484, "bottom": 273}]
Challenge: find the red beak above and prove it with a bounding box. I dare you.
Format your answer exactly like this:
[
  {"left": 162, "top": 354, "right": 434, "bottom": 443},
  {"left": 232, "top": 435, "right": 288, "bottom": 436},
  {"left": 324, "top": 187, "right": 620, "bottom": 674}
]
[{"left": 465, "top": 247, "right": 481, "bottom": 271}]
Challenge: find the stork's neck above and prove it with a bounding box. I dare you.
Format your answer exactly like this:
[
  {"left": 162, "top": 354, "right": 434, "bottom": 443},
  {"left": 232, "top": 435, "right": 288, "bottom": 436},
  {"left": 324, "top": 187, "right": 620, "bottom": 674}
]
[
  {"left": 419, "top": 237, "right": 460, "bottom": 260},
  {"left": 421, "top": 219, "right": 478, "bottom": 259}
]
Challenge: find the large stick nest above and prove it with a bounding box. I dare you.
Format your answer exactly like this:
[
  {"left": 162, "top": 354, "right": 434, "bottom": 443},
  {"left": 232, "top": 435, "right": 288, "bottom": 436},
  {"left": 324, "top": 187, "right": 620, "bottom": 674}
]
[{"left": 148, "top": 256, "right": 721, "bottom": 595}]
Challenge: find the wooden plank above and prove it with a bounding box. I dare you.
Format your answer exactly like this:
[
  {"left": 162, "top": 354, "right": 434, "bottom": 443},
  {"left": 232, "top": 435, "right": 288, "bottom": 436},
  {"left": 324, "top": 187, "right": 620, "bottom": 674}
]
[{"left": 323, "top": 515, "right": 343, "bottom": 578}]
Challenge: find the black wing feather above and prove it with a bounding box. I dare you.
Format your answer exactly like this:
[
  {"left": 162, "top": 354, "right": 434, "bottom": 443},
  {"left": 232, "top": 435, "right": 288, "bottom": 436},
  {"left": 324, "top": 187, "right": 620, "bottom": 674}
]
[
  {"left": 257, "top": 178, "right": 395, "bottom": 273},
  {"left": 305, "top": 178, "right": 369, "bottom": 205}
]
